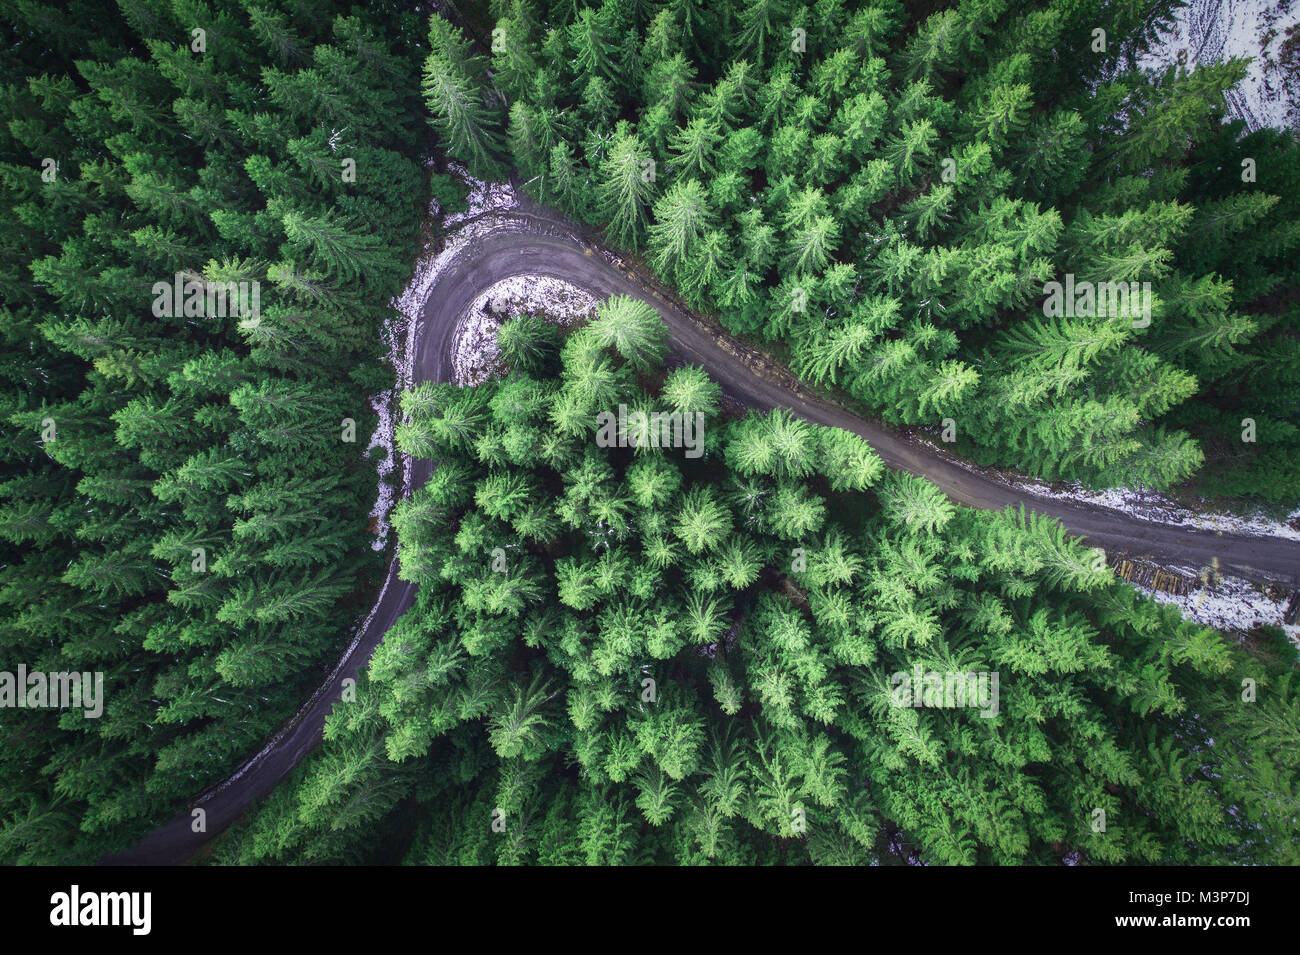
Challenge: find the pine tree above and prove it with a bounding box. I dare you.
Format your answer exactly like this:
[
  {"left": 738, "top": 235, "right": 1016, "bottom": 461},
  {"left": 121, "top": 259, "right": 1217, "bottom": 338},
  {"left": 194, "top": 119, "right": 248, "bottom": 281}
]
[{"left": 596, "top": 127, "right": 656, "bottom": 250}]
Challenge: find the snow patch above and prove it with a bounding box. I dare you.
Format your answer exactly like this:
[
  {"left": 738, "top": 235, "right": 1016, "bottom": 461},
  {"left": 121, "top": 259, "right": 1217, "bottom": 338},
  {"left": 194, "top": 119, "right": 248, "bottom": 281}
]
[
  {"left": 367, "top": 209, "right": 447, "bottom": 551},
  {"left": 452, "top": 273, "right": 598, "bottom": 385},
  {"left": 1002, "top": 475, "right": 1300, "bottom": 543},
  {"left": 913, "top": 433, "right": 1300, "bottom": 544},
  {"left": 442, "top": 162, "right": 521, "bottom": 228},
  {"left": 1130, "top": 564, "right": 1299, "bottom": 646},
  {"left": 1138, "top": 0, "right": 1300, "bottom": 130},
  {"left": 363, "top": 390, "right": 397, "bottom": 551}
]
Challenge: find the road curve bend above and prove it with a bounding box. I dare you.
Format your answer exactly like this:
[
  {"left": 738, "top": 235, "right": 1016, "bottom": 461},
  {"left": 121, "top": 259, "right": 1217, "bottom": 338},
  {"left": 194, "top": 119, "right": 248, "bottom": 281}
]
[{"left": 104, "top": 201, "right": 1300, "bottom": 865}]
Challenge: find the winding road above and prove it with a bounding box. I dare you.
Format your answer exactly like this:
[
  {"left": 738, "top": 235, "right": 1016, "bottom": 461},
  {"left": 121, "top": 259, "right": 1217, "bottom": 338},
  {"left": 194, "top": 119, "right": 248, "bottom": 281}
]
[{"left": 104, "top": 197, "right": 1300, "bottom": 865}]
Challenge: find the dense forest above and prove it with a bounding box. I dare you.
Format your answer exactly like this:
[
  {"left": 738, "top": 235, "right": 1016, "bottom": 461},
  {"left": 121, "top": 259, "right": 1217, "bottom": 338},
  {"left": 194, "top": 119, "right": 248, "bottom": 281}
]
[
  {"left": 0, "top": 0, "right": 428, "bottom": 863},
  {"left": 213, "top": 306, "right": 1298, "bottom": 865},
  {"left": 427, "top": 0, "right": 1300, "bottom": 503},
  {"left": 1, "top": 0, "right": 1297, "bottom": 867}
]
